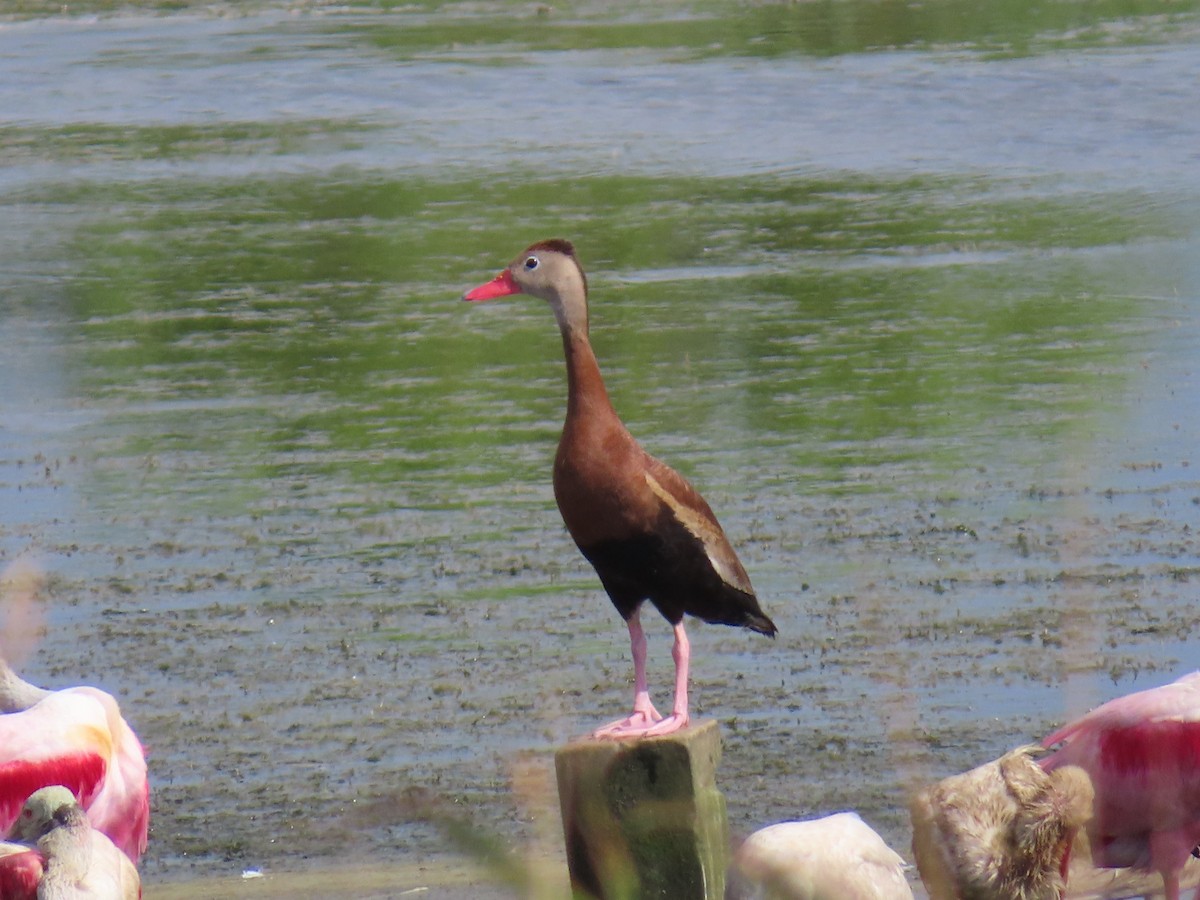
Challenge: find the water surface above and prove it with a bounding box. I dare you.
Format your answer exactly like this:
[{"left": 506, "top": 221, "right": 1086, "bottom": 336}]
[{"left": 1, "top": 1, "right": 1199, "bottom": 895}]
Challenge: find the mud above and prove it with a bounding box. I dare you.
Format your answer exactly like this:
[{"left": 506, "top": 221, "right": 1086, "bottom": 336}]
[{"left": 0, "top": 4, "right": 1198, "bottom": 898}]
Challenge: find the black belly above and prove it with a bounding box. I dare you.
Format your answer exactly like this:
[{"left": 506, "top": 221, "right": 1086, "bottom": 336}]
[{"left": 579, "top": 532, "right": 776, "bottom": 636}]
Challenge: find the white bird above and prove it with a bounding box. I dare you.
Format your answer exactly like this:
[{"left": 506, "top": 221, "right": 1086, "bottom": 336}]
[
  {"left": 726, "top": 811, "right": 914, "bottom": 900},
  {"left": 910, "top": 745, "right": 1094, "bottom": 900},
  {"left": 0, "top": 785, "right": 141, "bottom": 899}
]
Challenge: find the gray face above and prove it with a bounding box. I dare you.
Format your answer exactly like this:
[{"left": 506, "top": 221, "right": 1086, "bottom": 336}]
[{"left": 508, "top": 246, "right": 589, "bottom": 333}]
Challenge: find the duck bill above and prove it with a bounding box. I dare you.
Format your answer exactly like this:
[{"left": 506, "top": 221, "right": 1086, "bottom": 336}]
[{"left": 463, "top": 270, "right": 520, "bottom": 302}]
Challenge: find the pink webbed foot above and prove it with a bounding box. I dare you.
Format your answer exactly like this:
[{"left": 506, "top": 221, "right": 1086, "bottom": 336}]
[
  {"left": 593, "top": 705, "right": 691, "bottom": 740},
  {"left": 640, "top": 711, "right": 689, "bottom": 737},
  {"left": 592, "top": 695, "right": 663, "bottom": 739},
  {"left": 614, "top": 711, "right": 689, "bottom": 739}
]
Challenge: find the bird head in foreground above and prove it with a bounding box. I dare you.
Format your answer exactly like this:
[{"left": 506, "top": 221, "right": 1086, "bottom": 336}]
[
  {"left": 910, "top": 745, "right": 1094, "bottom": 900},
  {"left": 8, "top": 786, "right": 82, "bottom": 843},
  {"left": 462, "top": 239, "right": 589, "bottom": 334}
]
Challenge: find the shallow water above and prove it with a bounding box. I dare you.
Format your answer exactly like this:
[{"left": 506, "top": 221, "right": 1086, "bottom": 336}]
[{"left": 1, "top": 1, "right": 1199, "bottom": 895}]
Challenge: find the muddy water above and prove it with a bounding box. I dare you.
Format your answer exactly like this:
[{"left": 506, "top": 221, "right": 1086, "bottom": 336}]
[{"left": 1, "top": 2, "right": 1199, "bottom": 896}]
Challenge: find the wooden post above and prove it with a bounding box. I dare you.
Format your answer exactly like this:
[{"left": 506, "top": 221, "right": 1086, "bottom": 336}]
[{"left": 554, "top": 720, "right": 728, "bottom": 900}]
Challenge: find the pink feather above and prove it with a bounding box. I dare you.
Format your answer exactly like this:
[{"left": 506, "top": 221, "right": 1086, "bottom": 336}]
[
  {"left": 1041, "top": 671, "right": 1200, "bottom": 898},
  {"left": 0, "top": 681, "right": 148, "bottom": 864},
  {"left": 0, "top": 845, "right": 43, "bottom": 899}
]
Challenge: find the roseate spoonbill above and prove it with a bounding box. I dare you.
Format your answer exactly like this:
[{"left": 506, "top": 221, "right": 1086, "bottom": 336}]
[
  {"left": 0, "top": 786, "right": 140, "bottom": 899},
  {"left": 910, "top": 745, "right": 1093, "bottom": 900},
  {"left": 0, "top": 659, "right": 148, "bottom": 863},
  {"left": 463, "top": 239, "right": 776, "bottom": 740},
  {"left": 1040, "top": 670, "right": 1200, "bottom": 900},
  {"left": 726, "top": 812, "right": 914, "bottom": 899}
]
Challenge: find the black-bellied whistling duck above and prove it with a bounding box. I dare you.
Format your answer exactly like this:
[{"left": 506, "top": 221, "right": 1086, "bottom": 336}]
[{"left": 463, "top": 239, "right": 776, "bottom": 740}]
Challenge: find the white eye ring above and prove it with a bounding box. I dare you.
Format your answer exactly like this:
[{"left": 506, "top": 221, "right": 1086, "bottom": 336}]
[{"left": 524, "top": 256, "right": 539, "bottom": 270}]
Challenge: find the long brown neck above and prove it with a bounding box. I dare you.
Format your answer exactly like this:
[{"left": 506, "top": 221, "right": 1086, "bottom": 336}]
[{"left": 561, "top": 326, "right": 616, "bottom": 425}]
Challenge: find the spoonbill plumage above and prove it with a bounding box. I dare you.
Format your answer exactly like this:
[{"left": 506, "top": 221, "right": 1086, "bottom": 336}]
[
  {"left": 1041, "top": 671, "right": 1200, "bottom": 900},
  {"left": 0, "top": 659, "right": 148, "bottom": 864},
  {"left": 726, "top": 812, "right": 914, "bottom": 899},
  {"left": 910, "top": 745, "right": 1093, "bottom": 900},
  {"left": 0, "top": 785, "right": 141, "bottom": 899}
]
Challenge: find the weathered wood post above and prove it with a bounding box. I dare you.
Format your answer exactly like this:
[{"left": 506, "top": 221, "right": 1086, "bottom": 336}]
[{"left": 554, "top": 720, "right": 729, "bottom": 900}]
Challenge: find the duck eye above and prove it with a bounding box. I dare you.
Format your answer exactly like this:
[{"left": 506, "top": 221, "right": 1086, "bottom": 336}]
[{"left": 524, "top": 256, "right": 539, "bottom": 270}]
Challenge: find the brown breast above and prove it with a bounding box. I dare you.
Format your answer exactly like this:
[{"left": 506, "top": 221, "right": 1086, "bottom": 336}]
[{"left": 552, "top": 406, "right": 659, "bottom": 548}]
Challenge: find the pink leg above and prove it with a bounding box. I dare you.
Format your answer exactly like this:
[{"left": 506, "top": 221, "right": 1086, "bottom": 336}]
[
  {"left": 592, "top": 612, "right": 663, "bottom": 738},
  {"left": 594, "top": 620, "right": 691, "bottom": 740},
  {"left": 641, "top": 622, "right": 690, "bottom": 737}
]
